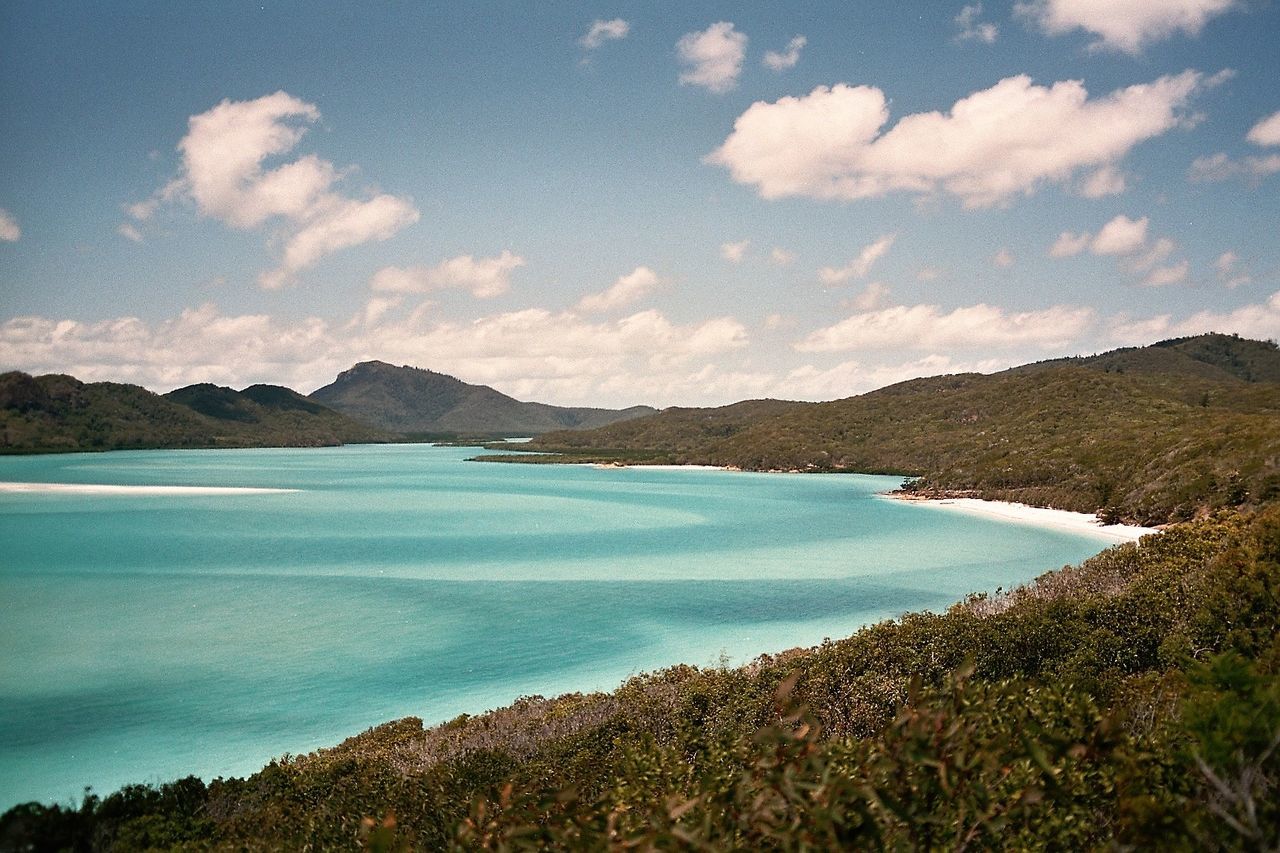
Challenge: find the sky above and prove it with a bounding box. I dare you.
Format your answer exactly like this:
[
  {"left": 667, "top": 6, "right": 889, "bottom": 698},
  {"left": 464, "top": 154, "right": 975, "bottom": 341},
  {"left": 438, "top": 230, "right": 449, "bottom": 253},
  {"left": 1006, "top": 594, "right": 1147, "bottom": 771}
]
[{"left": 1, "top": 1, "right": 1278, "bottom": 408}]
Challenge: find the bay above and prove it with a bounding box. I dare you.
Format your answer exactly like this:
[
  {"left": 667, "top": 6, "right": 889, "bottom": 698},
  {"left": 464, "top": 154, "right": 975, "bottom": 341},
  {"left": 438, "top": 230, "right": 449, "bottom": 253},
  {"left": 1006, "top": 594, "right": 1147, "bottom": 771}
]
[{"left": 0, "top": 444, "right": 1117, "bottom": 809}]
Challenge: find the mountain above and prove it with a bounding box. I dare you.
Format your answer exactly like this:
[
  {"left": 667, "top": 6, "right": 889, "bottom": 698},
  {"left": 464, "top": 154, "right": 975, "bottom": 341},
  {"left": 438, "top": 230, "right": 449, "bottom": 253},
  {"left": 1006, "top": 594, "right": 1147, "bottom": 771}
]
[
  {"left": 0, "top": 373, "right": 391, "bottom": 453},
  {"left": 500, "top": 334, "right": 1280, "bottom": 525},
  {"left": 309, "top": 360, "right": 657, "bottom": 436}
]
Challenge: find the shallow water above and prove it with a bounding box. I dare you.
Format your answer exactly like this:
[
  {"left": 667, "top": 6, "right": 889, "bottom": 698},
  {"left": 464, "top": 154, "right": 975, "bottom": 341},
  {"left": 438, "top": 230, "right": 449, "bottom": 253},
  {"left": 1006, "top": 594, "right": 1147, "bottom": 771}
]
[{"left": 0, "top": 444, "right": 1117, "bottom": 808}]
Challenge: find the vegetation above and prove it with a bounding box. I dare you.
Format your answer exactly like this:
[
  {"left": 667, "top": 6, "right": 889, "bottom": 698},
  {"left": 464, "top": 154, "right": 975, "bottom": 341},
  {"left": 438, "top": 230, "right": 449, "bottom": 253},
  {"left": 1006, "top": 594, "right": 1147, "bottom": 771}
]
[
  {"left": 491, "top": 334, "right": 1280, "bottom": 525},
  {"left": 310, "top": 361, "right": 656, "bottom": 436},
  {"left": 0, "top": 372, "right": 391, "bottom": 453},
  {"left": 4, "top": 507, "right": 1278, "bottom": 850}
]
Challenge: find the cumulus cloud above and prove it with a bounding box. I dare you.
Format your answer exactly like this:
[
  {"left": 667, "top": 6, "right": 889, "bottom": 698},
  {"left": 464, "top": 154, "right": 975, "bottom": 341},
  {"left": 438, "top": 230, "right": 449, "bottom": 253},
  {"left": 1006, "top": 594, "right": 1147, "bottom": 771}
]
[
  {"left": 780, "top": 354, "right": 1012, "bottom": 400},
  {"left": 677, "top": 22, "right": 747, "bottom": 93},
  {"left": 851, "top": 282, "right": 890, "bottom": 311},
  {"left": 370, "top": 251, "right": 526, "bottom": 299},
  {"left": 580, "top": 18, "right": 629, "bottom": 49},
  {"left": 1189, "top": 152, "right": 1280, "bottom": 182},
  {"left": 116, "top": 222, "right": 143, "bottom": 243},
  {"left": 1090, "top": 214, "right": 1148, "bottom": 255},
  {"left": 0, "top": 302, "right": 751, "bottom": 408},
  {"left": 1248, "top": 110, "right": 1280, "bottom": 147},
  {"left": 1049, "top": 231, "right": 1090, "bottom": 257},
  {"left": 0, "top": 208, "right": 21, "bottom": 242},
  {"left": 795, "top": 301, "right": 1094, "bottom": 352},
  {"left": 955, "top": 4, "right": 999, "bottom": 43},
  {"left": 770, "top": 247, "right": 796, "bottom": 266},
  {"left": 720, "top": 240, "right": 750, "bottom": 263},
  {"left": 763, "top": 35, "right": 806, "bottom": 71},
  {"left": 576, "top": 266, "right": 661, "bottom": 313},
  {"left": 993, "top": 248, "right": 1015, "bottom": 268},
  {"left": 129, "top": 92, "right": 418, "bottom": 288},
  {"left": 1015, "top": 0, "right": 1238, "bottom": 53},
  {"left": 1214, "top": 250, "right": 1252, "bottom": 288},
  {"left": 707, "top": 71, "right": 1208, "bottom": 208},
  {"left": 1191, "top": 110, "right": 1280, "bottom": 184},
  {"left": 1142, "top": 260, "right": 1189, "bottom": 287},
  {"left": 1078, "top": 165, "right": 1127, "bottom": 198},
  {"left": 1051, "top": 215, "right": 1191, "bottom": 287},
  {"left": 818, "top": 235, "right": 896, "bottom": 284},
  {"left": 1110, "top": 290, "right": 1280, "bottom": 344}
]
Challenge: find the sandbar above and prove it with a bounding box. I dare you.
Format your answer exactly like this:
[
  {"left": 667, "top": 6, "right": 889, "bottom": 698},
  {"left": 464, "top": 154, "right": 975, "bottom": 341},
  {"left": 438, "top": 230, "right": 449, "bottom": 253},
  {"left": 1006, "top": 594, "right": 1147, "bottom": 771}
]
[{"left": 0, "top": 482, "right": 299, "bottom": 496}]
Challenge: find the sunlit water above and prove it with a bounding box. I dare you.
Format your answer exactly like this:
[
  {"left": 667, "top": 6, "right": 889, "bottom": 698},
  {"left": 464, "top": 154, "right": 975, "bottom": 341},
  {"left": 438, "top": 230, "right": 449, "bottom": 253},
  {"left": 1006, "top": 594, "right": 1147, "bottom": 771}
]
[{"left": 0, "top": 444, "right": 1119, "bottom": 809}]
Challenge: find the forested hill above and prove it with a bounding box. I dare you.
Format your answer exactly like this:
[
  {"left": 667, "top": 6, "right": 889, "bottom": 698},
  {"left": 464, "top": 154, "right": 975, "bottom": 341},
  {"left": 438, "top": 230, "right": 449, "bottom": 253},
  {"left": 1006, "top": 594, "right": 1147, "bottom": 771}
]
[
  {"left": 309, "top": 360, "right": 656, "bottom": 436},
  {"left": 0, "top": 372, "right": 391, "bottom": 453},
  {"left": 503, "top": 334, "right": 1280, "bottom": 525}
]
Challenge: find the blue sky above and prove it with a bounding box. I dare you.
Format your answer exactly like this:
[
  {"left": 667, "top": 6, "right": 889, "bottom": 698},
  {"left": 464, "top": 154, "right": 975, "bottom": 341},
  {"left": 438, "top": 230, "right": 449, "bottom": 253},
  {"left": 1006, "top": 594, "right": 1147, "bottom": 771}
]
[{"left": 1, "top": 1, "right": 1278, "bottom": 406}]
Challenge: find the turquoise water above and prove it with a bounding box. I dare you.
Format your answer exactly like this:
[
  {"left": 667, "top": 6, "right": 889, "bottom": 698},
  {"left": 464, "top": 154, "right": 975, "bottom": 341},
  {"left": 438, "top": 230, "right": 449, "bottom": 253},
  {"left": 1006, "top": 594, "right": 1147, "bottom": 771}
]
[{"left": 0, "top": 444, "right": 1116, "bottom": 809}]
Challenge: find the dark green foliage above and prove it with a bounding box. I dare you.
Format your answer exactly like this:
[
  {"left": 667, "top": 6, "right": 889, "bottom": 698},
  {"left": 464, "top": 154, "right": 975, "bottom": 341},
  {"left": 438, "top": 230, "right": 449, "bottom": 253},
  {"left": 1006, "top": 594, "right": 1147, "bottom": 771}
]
[
  {"left": 309, "top": 360, "right": 656, "bottom": 436},
  {"left": 7, "top": 508, "right": 1280, "bottom": 850},
  {"left": 0, "top": 371, "right": 392, "bottom": 453},
  {"left": 502, "top": 334, "right": 1280, "bottom": 525}
]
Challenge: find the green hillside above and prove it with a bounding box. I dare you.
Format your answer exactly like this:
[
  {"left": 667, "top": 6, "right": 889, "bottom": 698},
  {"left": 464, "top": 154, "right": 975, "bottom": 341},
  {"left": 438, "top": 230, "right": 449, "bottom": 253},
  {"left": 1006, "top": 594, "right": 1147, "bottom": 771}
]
[
  {"left": 310, "top": 360, "right": 656, "bottom": 437},
  {"left": 500, "top": 334, "right": 1280, "bottom": 525},
  {"left": 0, "top": 372, "right": 391, "bottom": 453}
]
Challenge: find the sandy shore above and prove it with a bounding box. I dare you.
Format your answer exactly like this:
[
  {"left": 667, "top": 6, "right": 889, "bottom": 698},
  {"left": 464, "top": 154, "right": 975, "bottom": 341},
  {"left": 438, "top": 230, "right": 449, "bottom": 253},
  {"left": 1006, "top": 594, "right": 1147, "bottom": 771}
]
[
  {"left": 887, "top": 495, "right": 1159, "bottom": 543},
  {"left": 0, "top": 482, "right": 299, "bottom": 496}
]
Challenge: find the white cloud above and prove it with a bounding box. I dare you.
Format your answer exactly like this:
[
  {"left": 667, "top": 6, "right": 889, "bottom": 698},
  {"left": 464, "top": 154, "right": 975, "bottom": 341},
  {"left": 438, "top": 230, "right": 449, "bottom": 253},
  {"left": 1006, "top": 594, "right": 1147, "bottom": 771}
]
[
  {"left": 1110, "top": 291, "right": 1280, "bottom": 344},
  {"left": 1090, "top": 214, "right": 1148, "bottom": 255},
  {"left": 993, "top": 248, "right": 1015, "bottom": 268},
  {"left": 580, "top": 18, "right": 629, "bottom": 49},
  {"left": 0, "top": 208, "right": 20, "bottom": 242},
  {"left": 720, "top": 240, "right": 750, "bottom": 263},
  {"left": 1015, "top": 0, "right": 1238, "bottom": 54},
  {"left": 780, "top": 354, "right": 1011, "bottom": 400},
  {"left": 707, "top": 71, "right": 1208, "bottom": 208},
  {"left": 818, "top": 234, "right": 896, "bottom": 284},
  {"left": 1188, "top": 152, "right": 1280, "bottom": 182},
  {"left": 1247, "top": 110, "right": 1280, "bottom": 147},
  {"left": 955, "top": 4, "right": 999, "bottom": 43},
  {"left": 264, "top": 195, "right": 420, "bottom": 289},
  {"left": 576, "top": 266, "right": 661, "bottom": 313},
  {"left": 917, "top": 266, "right": 943, "bottom": 281},
  {"left": 131, "top": 92, "right": 418, "bottom": 288},
  {"left": 1078, "top": 164, "right": 1127, "bottom": 198},
  {"left": 851, "top": 282, "right": 890, "bottom": 311},
  {"left": 796, "top": 301, "right": 1094, "bottom": 352},
  {"left": 770, "top": 247, "right": 796, "bottom": 266},
  {"left": 116, "top": 222, "right": 143, "bottom": 243},
  {"left": 1131, "top": 236, "right": 1176, "bottom": 271},
  {"left": 1053, "top": 215, "right": 1190, "bottom": 286},
  {"left": 1142, "top": 260, "right": 1189, "bottom": 287},
  {"left": 763, "top": 35, "right": 806, "bottom": 71},
  {"left": 370, "top": 251, "right": 526, "bottom": 299},
  {"left": 1214, "top": 250, "right": 1252, "bottom": 288},
  {"left": 677, "top": 22, "right": 747, "bottom": 94},
  {"left": 1191, "top": 112, "right": 1280, "bottom": 184},
  {"left": 0, "top": 302, "right": 751, "bottom": 408},
  {"left": 1049, "top": 231, "right": 1090, "bottom": 257}
]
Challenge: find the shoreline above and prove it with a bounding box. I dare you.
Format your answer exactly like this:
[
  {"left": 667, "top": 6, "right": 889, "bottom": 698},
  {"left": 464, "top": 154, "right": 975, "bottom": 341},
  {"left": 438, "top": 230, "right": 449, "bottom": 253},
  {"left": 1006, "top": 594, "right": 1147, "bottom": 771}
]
[
  {"left": 0, "top": 482, "right": 299, "bottom": 496},
  {"left": 884, "top": 493, "right": 1158, "bottom": 543}
]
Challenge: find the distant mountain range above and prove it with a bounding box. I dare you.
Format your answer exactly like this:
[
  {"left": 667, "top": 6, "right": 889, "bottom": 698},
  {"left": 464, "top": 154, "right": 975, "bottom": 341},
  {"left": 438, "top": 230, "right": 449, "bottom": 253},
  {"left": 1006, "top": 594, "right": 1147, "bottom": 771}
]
[
  {"left": 500, "top": 333, "right": 1280, "bottom": 526},
  {"left": 309, "top": 360, "right": 657, "bottom": 437},
  {"left": 0, "top": 362, "right": 656, "bottom": 454},
  {"left": 0, "top": 373, "right": 392, "bottom": 453}
]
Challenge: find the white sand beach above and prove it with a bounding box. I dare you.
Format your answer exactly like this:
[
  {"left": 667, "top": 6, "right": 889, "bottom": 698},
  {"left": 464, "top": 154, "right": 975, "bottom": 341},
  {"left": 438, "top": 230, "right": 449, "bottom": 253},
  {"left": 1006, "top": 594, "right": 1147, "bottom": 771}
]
[
  {"left": 0, "top": 482, "right": 299, "bottom": 495},
  {"left": 888, "top": 495, "right": 1159, "bottom": 543}
]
